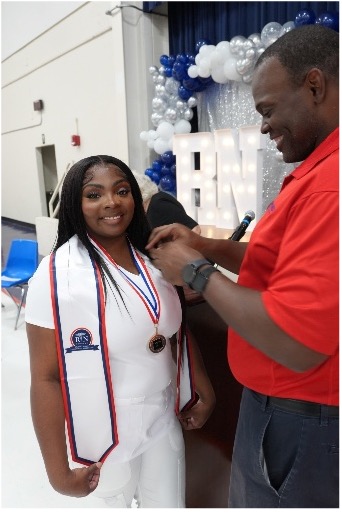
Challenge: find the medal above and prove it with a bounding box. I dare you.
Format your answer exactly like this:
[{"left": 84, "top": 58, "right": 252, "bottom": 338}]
[{"left": 149, "top": 326, "right": 167, "bottom": 353}]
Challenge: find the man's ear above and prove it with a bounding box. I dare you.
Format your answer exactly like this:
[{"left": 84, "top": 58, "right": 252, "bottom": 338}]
[{"left": 305, "top": 68, "right": 326, "bottom": 104}]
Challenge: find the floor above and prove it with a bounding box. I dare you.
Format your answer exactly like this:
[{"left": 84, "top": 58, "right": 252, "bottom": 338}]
[{"left": 1, "top": 219, "right": 107, "bottom": 508}]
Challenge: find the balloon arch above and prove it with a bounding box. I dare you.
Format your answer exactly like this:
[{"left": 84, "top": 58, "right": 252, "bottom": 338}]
[{"left": 139, "top": 8, "right": 338, "bottom": 195}]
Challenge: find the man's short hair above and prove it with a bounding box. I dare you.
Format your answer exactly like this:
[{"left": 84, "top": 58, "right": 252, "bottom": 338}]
[{"left": 255, "top": 25, "right": 339, "bottom": 86}]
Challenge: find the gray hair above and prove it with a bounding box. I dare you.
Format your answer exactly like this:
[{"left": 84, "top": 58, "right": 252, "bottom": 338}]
[{"left": 132, "top": 171, "right": 159, "bottom": 202}]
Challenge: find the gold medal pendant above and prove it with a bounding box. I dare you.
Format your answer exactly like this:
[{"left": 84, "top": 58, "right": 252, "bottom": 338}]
[{"left": 148, "top": 325, "right": 167, "bottom": 353}]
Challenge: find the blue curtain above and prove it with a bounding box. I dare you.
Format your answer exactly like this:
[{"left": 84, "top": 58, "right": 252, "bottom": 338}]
[
  {"left": 167, "top": 1, "right": 339, "bottom": 54},
  {"left": 143, "top": 2, "right": 163, "bottom": 12}
]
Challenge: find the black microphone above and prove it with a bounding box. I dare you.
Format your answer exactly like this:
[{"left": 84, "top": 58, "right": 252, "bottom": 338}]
[{"left": 229, "top": 210, "right": 255, "bottom": 241}]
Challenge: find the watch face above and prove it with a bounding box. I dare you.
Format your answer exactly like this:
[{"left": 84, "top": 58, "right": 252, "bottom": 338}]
[{"left": 182, "top": 264, "right": 196, "bottom": 284}]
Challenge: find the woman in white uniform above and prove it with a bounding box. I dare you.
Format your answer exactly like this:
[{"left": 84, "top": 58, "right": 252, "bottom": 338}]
[{"left": 25, "top": 155, "right": 215, "bottom": 508}]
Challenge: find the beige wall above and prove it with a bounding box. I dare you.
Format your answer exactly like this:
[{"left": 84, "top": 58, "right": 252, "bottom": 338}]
[{"left": 2, "top": 1, "right": 169, "bottom": 224}]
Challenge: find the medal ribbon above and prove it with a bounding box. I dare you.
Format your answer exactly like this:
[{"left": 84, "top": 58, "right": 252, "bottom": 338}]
[{"left": 90, "top": 237, "right": 161, "bottom": 328}]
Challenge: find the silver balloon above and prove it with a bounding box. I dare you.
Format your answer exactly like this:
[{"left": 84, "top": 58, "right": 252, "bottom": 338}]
[
  {"left": 248, "top": 33, "right": 262, "bottom": 47},
  {"left": 156, "top": 73, "right": 166, "bottom": 85},
  {"left": 176, "top": 100, "right": 186, "bottom": 112},
  {"left": 245, "top": 47, "right": 257, "bottom": 61},
  {"left": 283, "top": 21, "right": 295, "bottom": 33},
  {"left": 236, "top": 58, "right": 255, "bottom": 75},
  {"left": 159, "top": 66, "right": 166, "bottom": 75},
  {"left": 230, "top": 35, "right": 246, "bottom": 55},
  {"left": 166, "top": 94, "right": 178, "bottom": 109},
  {"left": 155, "top": 84, "right": 166, "bottom": 97},
  {"left": 164, "top": 77, "right": 180, "bottom": 95},
  {"left": 242, "top": 72, "right": 254, "bottom": 84},
  {"left": 243, "top": 39, "right": 254, "bottom": 51},
  {"left": 152, "top": 97, "right": 167, "bottom": 113},
  {"left": 261, "top": 22, "right": 285, "bottom": 48},
  {"left": 149, "top": 65, "right": 159, "bottom": 75},
  {"left": 183, "top": 108, "right": 194, "bottom": 121},
  {"left": 257, "top": 47, "right": 265, "bottom": 58},
  {"left": 164, "top": 108, "right": 178, "bottom": 123},
  {"left": 187, "top": 96, "right": 197, "bottom": 108},
  {"left": 151, "top": 112, "right": 163, "bottom": 127}
]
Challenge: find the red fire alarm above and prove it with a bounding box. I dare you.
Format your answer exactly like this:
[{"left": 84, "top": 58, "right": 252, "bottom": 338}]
[{"left": 71, "top": 135, "right": 81, "bottom": 146}]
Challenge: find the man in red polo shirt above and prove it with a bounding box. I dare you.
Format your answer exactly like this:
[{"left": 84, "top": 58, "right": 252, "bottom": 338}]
[{"left": 147, "top": 24, "right": 339, "bottom": 508}]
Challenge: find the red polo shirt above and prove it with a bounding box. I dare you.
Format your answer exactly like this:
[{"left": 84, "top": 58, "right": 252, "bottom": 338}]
[{"left": 228, "top": 128, "right": 339, "bottom": 405}]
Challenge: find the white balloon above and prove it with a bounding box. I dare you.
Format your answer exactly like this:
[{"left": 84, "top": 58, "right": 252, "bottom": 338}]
[
  {"left": 198, "top": 62, "right": 211, "bottom": 78},
  {"left": 156, "top": 121, "right": 175, "bottom": 140},
  {"left": 148, "top": 129, "right": 158, "bottom": 140},
  {"left": 187, "top": 65, "right": 199, "bottom": 78},
  {"left": 174, "top": 119, "right": 191, "bottom": 134},
  {"left": 223, "top": 58, "right": 241, "bottom": 81},
  {"left": 216, "top": 40, "right": 231, "bottom": 53},
  {"left": 140, "top": 131, "right": 149, "bottom": 141},
  {"left": 211, "top": 65, "right": 229, "bottom": 84},
  {"left": 147, "top": 139, "right": 156, "bottom": 149},
  {"left": 199, "top": 44, "right": 216, "bottom": 56},
  {"left": 154, "top": 137, "right": 171, "bottom": 155},
  {"left": 210, "top": 50, "right": 225, "bottom": 67}
]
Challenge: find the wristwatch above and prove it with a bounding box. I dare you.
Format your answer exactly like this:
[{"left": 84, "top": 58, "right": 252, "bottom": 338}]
[{"left": 182, "top": 258, "right": 220, "bottom": 293}]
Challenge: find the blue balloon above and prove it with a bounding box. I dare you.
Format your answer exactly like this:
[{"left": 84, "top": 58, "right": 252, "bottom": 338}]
[
  {"left": 168, "top": 55, "right": 176, "bottom": 67},
  {"left": 144, "top": 168, "right": 154, "bottom": 178},
  {"left": 173, "top": 61, "right": 187, "bottom": 81},
  {"left": 159, "top": 175, "right": 176, "bottom": 192},
  {"left": 164, "top": 66, "right": 173, "bottom": 77},
  {"left": 170, "top": 164, "right": 176, "bottom": 176},
  {"left": 152, "top": 159, "right": 162, "bottom": 172},
  {"left": 178, "top": 85, "right": 192, "bottom": 101},
  {"left": 161, "top": 151, "right": 175, "bottom": 165},
  {"left": 294, "top": 8, "right": 316, "bottom": 26},
  {"left": 195, "top": 38, "right": 211, "bottom": 53},
  {"left": 161, "top": 165, "right": 171, "bottom": 175},
  {"left": 151, "top": 171, "right": 161, "bottom": 185},
  {"left": 182, "top": 77, "right": 201, "bottom": 91},
  {"left": 159, "top": 54, "right": 169, "bottom": 66},
  {"left": 316, "top": 11, "right": 339, "bottom": 31},
  {"left": 176, "top": 53, "right": 188, "bottom": 64}
]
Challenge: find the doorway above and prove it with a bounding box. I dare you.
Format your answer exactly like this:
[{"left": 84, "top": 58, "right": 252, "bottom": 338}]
[{"left": 36, "top": 145, "right": 58, "bottom": 216}]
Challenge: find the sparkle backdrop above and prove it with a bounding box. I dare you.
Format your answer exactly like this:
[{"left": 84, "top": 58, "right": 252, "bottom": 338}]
[{"left": 196, "top": 81, "right": 295, "bottom": 213}]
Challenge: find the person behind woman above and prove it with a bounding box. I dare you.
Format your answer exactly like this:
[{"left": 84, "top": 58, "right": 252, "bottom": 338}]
[
  {"left": 25, "top": 156, "right": 215, "bottom": 508},
  {"left": 133, "top": 171, "right": 201, "bottom": 234}
]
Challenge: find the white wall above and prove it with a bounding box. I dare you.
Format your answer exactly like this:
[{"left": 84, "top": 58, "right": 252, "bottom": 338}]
[{"left": 2, "top": 1, "right": 169, "bottom": 224}]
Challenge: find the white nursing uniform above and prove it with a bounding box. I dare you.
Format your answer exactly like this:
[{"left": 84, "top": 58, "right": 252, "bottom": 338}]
[{"left": 25, "top": 236, "right": 185, "bottom": 507}]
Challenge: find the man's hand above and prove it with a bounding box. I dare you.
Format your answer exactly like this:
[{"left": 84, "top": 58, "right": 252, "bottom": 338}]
[
  {"left": 146, "top": 223, "right": 198, "bottom": 251},
  {"left": 149, "top": 241, "right": 204, "bottom": 285}
]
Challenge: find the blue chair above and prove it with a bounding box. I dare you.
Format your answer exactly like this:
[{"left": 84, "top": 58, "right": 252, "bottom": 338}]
[{"left": 1, "top": 239, "right": 39, "bottom": 330}]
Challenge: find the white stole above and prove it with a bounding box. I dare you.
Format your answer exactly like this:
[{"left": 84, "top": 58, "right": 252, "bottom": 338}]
[{"left": 50, "top": 236, "right": 195, "bottom": 466}]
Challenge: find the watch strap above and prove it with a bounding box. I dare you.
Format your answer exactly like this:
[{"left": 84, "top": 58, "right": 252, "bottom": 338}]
[{"left": 193, "top": 265, "right": 220, "bottom": 293}]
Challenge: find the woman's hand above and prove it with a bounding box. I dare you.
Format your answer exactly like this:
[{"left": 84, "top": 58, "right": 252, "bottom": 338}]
[
  {"left": 178, "top": 395, "right": 216, "bottom": 430},
  {"left": 51, "top": 462, "right": 102, "bottom": 497}
]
